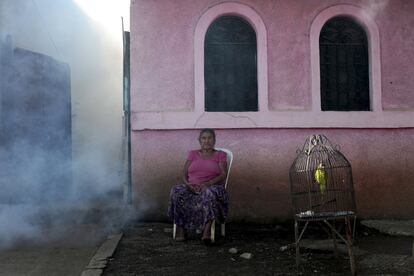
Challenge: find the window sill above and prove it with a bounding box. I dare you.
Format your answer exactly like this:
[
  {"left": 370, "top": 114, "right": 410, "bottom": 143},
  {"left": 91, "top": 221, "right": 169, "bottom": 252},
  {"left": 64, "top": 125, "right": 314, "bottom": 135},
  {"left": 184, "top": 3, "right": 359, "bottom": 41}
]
[{"left": 131, "top": 110, "right": 414, "bottom": 130}]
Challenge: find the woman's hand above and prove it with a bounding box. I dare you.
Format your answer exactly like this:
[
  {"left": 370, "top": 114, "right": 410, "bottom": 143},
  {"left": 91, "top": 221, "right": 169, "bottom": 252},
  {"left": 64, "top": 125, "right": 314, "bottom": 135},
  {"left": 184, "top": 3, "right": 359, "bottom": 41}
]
[
  {"left": 200, "top": 181, "right": 212, "bottom": 192},
  {"left": 182, "top": 160, "right": 202, "bottom": 193},
  {"left": 183, "top": 183, "right": 200, "bottom": 194},
  {"left": 192, "top": 184, "right": 202, "bottom": 194}
]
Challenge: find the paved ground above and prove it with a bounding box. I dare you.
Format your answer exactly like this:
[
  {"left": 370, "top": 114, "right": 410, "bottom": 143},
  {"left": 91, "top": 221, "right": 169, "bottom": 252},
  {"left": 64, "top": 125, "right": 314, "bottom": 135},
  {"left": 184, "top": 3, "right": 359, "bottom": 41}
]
[
  {"left": 103, "top": 221, "right": 414, "bottom": 276},
  {"left": 1, "top": 218, "right": 413, "bottom": 276},
  {"left": 0, "top": 224, "right": 108, "bottom": 276},
  {"left": 0, "top": 201, "right": 129, "bottom": 276}
]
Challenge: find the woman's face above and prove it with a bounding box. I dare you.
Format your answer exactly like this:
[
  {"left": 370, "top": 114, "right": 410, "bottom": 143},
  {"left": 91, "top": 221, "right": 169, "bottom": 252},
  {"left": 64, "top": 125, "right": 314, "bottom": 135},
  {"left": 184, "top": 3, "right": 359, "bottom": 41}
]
[{"left": 199, "top": 131, "right": 215, "bottom": 150}]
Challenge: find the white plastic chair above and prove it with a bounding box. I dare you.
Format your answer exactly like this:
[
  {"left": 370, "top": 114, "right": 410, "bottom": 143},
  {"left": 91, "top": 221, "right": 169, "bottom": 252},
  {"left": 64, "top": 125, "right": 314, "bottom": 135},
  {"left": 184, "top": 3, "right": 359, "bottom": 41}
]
[{"left": 173, "top": 148, "right": 234, "bottom": 242}]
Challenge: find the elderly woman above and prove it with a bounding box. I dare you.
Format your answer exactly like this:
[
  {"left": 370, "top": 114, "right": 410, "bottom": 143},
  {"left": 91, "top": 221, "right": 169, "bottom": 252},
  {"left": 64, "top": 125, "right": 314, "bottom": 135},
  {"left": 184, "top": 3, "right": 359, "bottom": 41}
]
[{"left": 168, "top": 128, "right": 229, "bottom": 243}]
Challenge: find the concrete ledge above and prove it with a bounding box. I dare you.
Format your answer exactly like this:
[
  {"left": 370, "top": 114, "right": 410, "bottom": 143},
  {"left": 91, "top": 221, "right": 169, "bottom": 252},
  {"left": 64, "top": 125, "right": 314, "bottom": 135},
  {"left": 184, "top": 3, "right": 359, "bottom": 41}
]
[
  {"left": 81, "top": 233, "right": 123, "bottom": 276},
  {"left": 361, "top": 220, "right": 414, "bottom": 237}
]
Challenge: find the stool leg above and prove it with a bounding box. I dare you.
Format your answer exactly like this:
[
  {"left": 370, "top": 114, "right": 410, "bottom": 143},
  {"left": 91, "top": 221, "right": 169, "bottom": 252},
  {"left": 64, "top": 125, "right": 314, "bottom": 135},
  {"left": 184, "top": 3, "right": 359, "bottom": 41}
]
[
  {"left": 173, "top": 223, "right": 176, "bottom": 239},
  {"left": 295, "top": 219, "right": 300, "bottom": 268},
  {"left": 332, "top": 220, "right": 339, "bottom": 259},
  {"left": 345, "top": 217, "right": 356, "bottom": 276}
]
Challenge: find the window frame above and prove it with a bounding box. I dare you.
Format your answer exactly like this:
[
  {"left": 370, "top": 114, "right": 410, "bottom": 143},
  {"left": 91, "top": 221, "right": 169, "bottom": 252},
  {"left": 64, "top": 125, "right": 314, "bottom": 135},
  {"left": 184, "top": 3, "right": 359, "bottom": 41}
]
[
  {"left": 194, "top": 2, "right": 268, "bottom": 113},
  {"left": 319, "top": 15, "right": 371, "bottom": 111},
  {"left": 204, "top": 15, "right": 258, "bottom": 112},
  {"left": 310, "top": 4, "right": 382, "bottom": 112}
]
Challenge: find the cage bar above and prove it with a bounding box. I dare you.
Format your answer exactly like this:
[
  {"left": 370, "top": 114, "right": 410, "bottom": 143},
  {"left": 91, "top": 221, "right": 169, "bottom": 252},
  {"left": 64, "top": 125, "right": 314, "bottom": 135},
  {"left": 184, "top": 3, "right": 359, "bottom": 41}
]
[{"left": 289, "top": 134, "right": 357, "bottom": 275}]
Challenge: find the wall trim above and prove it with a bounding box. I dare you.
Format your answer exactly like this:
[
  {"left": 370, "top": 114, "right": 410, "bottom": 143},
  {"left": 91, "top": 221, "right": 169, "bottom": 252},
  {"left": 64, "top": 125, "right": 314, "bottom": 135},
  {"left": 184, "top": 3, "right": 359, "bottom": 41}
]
[
  {"left": 132, "top": 110, "right": 414, "bottom": 130},
  {"left": 310, "top": 4, "right": 382, "bottom": 112},
  {"left": 194, "top": 2, "right": 269, "bottom": 112}
]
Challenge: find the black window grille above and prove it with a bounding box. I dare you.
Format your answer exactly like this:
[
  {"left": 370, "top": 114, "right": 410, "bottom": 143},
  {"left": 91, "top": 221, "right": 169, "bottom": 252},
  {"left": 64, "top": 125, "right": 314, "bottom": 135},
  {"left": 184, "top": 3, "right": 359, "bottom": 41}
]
[
  {"left": 204, "top": 16, "right": 258, "bottom": 111},
  {"left": 319, "top": 16, "right": 370, "bottom": 111}
]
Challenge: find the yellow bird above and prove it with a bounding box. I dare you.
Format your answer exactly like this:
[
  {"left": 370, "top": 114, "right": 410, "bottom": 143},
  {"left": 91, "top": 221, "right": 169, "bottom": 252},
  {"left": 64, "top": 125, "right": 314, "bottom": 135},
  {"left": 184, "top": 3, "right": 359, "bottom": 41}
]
[{"left": 314, "top": 163, "right": 327, "bottom": 195}]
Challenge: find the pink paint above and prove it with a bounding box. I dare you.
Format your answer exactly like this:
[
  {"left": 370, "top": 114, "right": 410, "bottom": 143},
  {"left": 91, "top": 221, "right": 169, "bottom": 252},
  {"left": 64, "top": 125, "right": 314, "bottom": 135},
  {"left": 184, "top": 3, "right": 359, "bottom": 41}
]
[
  {"left": 130, "top": 0, "right": 414, "bottom": 221},
  {"left": 132, "top": 129, "right": 414, "bottom": 220},
  {"left": 130, "top": 1, "right": 413, "bottom": 130}
]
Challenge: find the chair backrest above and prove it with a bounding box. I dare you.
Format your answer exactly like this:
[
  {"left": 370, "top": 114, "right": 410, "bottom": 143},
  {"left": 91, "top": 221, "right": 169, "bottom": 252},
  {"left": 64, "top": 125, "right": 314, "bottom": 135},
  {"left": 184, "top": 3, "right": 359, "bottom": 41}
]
[{"left": 215, "top": 148, "right": 233, "bottom": 189}]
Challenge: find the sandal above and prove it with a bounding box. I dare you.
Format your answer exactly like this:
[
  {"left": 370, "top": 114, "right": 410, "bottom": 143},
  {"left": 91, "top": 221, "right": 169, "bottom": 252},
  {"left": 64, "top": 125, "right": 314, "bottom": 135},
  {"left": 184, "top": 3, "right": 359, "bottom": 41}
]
[{"left": 201, "top": 237, "right": 212, "bottom": 245}]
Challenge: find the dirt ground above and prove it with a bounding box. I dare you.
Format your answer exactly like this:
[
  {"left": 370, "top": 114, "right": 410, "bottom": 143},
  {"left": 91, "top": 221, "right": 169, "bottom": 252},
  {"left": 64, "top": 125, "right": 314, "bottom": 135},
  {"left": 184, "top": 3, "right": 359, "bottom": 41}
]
[{"left": 103, "top": 221, "right": 414, "bottom": 275}]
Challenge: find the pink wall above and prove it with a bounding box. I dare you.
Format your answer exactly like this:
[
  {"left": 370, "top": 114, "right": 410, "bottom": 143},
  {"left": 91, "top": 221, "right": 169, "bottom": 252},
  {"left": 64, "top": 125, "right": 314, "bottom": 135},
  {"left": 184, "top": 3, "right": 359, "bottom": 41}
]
[
  {"left": 131, "top": 0, "right": 414, "bottom": 113},
  {"left": 378, "top": 2, "right": 414, "bottom": 110},
  {"left": 130, "top": 0, "right": 414, "bottom": 220},
  {"left": 132, "top": 129, "right": 414, "bottom": 221}
]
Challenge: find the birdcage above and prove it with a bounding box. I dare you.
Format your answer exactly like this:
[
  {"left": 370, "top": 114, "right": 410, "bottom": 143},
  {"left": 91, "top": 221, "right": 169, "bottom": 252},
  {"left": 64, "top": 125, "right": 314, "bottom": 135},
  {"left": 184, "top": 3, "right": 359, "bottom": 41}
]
[
  {"left": 289, "top": 134, "right": 357, "bottom": 275},
  {"left": 289, "top": 134, "right": 356, "bottom": 217}
]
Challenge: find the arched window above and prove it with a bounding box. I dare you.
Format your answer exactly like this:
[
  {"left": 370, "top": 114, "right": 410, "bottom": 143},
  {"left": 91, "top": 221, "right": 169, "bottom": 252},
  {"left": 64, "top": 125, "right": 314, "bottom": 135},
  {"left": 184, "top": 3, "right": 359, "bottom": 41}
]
[
  {"left": 319, "top": 16, "right": 370, "bottom": 111},
  {"left": 204, "top": 16, "right": 257, "bottom": 112}
]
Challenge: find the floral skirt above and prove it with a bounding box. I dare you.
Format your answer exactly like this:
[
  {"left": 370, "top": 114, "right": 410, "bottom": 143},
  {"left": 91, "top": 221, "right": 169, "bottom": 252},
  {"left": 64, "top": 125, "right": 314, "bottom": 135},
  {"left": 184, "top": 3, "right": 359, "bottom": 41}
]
[{"left": 168, "top": 184, "right": 229, "bottom": 234}]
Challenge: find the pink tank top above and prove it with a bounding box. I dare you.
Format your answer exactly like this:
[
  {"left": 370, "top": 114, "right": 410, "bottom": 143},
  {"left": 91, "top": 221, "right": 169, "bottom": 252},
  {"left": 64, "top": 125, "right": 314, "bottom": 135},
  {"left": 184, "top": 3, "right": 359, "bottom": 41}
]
[{"left": 187, "top": 150, "right": 227, "bottom": 185}]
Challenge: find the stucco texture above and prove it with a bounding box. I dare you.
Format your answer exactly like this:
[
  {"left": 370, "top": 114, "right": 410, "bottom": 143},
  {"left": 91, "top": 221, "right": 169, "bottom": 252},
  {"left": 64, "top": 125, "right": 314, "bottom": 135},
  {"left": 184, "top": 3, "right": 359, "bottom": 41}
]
[
  {"left": 130, "top": 0, "right": 414, "bottom": 220},
  {"left": 378, "top": 1, "right": 414, "bottom": 110},
  {"left": 132, "top": 129, "right": 414, "bottom": 221},
  {"left": 131, "top": 0, "right": 414, "bottom": 112}
]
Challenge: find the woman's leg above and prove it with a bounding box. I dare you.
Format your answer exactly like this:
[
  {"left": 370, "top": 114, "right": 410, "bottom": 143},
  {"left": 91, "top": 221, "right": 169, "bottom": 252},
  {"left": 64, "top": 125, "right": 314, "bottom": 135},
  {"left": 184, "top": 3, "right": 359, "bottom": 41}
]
[
  {"left": 202, "top": 220, "right": 213, "bottom": 240},
  {"left": 175, "top": 225, "right": 185, "bottom": 241},
  {"left": 169, "top": 184, "right": 205, "bottom": 239},
  {"left": 200, "top": 185, "right": 229, "bottom": 240}
]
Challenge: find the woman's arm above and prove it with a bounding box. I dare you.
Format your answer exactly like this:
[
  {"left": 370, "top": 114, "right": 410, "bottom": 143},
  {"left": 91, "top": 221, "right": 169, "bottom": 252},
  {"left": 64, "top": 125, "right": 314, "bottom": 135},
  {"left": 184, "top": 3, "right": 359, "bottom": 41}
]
[
  {"left": 201, "top": 161, "right": 228, "bottom": 188},
  {"left": 182, "top": 160, "right": 191, "bottom": 184},
  {"left": 182, "top": 160, "right": 199, "bottom": 193}
]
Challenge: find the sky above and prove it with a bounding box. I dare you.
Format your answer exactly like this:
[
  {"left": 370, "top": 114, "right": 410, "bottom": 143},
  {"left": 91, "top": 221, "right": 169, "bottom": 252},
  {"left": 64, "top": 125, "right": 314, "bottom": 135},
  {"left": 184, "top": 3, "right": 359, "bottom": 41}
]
[{"left": 74, "top": 0, "right": 130, "bottom": 35}]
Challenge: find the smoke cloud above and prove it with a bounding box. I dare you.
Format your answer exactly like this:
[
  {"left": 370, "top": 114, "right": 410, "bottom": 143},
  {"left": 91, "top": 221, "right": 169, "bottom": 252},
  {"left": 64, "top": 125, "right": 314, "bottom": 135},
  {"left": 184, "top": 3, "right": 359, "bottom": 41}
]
[
  {"left": 0, "top": 0, "right": 130, "bottom": 249},
  {"left": 361, "top": 0, "right": 390, "bottom": 19}
]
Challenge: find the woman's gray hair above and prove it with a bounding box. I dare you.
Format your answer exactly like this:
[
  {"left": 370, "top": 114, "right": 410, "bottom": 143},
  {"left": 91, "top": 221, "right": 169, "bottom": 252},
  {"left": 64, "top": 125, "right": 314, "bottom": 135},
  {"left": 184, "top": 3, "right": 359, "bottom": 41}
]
[{"left": 198, "top": 128, "right": 216, "bottom": 140}]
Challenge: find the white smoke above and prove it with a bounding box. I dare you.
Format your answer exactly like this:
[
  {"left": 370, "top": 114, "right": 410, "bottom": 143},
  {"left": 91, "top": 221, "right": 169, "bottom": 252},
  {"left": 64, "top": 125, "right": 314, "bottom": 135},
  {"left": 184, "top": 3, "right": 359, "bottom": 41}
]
[
  {"left": 0, "top": 0, "right": 131, "bottom": 249},
  {"left": 0, "top": 204, "right": 41, "bottom": 249},
  {"left": 361, "top": 0, "right": 390, "bottom": 19}
]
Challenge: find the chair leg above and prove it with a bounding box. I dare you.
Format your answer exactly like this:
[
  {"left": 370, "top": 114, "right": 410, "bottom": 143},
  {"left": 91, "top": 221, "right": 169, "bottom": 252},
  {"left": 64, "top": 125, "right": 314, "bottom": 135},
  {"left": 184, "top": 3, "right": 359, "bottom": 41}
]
[
  {"left": 173, "top": 223, "right": 176, "bottom": 239},
  {"left": 221, "top": 222, "right": 226, "bottom": 237},
  {"left": 210, "top": 220, "right": 215, "bottom": 243}
]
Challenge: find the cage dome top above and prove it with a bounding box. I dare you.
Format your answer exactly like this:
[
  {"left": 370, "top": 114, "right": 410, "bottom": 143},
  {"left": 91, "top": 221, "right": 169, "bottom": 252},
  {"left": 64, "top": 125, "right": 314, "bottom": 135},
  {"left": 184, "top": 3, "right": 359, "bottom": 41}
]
[
  {"left": 291, "top": 134, "right": 350, "bottom": 172},
  {"left": 301, "top": 134, "right": 335, "bottom": 155}
]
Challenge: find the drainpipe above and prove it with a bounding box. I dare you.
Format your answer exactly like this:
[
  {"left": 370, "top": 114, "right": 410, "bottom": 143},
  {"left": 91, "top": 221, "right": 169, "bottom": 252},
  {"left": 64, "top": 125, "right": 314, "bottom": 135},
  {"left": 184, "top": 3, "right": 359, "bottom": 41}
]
[
  {"left": 122, "top": 19, "right": 132, "bottom": 204},
  {"left": 0, "top": 35, "right": 13, "bottom": 143}
]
